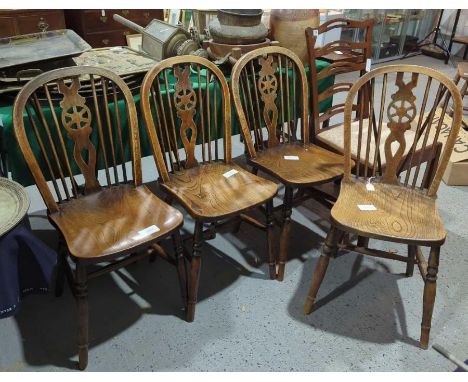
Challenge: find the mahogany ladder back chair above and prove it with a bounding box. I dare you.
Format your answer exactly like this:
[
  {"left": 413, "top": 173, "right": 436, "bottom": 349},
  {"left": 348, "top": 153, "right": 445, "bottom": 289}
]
[
  {"left": 231, "top": 46, "right": 347, "bottom": 281},
  {"left": 306, "top": 21, "right": 442, "bottom": 183},
  {"left": 140, "top": 56, "right": 278, "bottom": 321},
  {"left": 13, "top": 66, "right": 185, "bottom": 370},
  {"left": 306, "top": 18, "right": 374, "bottom": 135},
  {"left": 303, "top": 64, "right": 463, "bottom": 349}
]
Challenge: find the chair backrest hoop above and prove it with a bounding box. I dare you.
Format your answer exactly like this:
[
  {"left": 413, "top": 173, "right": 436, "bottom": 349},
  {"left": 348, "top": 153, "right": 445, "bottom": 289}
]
[
  {"left": 13, "top": 65, "right": 141, "bottom": 213},
  {"left": 140, "top": 55, "right": 232, "bottom": 183},
  {"left": 342, "top": 64, "right": 463, "bottom": 197},
  {"left": 231, "top": 46, "right": 310, "bottom": 158}
]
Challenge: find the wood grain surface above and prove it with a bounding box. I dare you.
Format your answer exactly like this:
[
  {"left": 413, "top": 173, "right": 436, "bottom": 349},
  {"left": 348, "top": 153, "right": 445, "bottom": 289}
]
[
  {"left": 162, "top": 162, "right": 278, "bottom": 221},
  {"left": 331, "top": 181, "right": 446, "bottom": 245},
  {"left": 50, "top": 184, "right": 183, "bottom": 259},
  {"left": 249, "top": 142, "right": 345, "bottom": 186}
]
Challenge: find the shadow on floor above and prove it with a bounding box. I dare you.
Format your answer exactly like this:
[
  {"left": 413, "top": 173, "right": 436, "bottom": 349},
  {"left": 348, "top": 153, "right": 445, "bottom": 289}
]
[
  {"left": 12, "top": 199, "right": 324, "bottom": 370},
  {"left": 287, "top": 241, "right": 421, "bottom": 347}
]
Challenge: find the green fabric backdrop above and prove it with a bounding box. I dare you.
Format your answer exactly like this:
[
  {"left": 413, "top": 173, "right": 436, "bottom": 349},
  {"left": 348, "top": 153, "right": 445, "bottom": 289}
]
[{"left": 0, "top": 60, "right": 333, "bottom": 186}]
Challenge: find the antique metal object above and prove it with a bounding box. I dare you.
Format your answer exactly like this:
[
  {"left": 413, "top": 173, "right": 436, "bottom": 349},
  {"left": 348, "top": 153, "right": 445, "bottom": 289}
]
[
  {"left": 0, "top": 47, "right": 156, "bottom": 99},
  {"left": 205, "top": 39, "right": 273, "bottom": 65},
  {"left": 0, "top": 177, "right": 30, "bottom": 237},
  {"left": 113, "top": 14, "right": 199, "bottom": 61},
  {"left": 208, "top": 9, "right": 268, "bottom": 45},
  {"left": 0, "top": 29, "right": 91, "bottom": 71}
]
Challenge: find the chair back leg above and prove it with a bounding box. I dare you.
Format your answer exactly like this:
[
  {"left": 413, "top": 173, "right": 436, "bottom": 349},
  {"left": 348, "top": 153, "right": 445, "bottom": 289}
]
[
  {"left": 266, "top": 199, "right": 277, "bottom": 279},
  {"left": 277, "top": 187, "right": 294, "bottom": 281},
  {"left": 406, "top": 245, "right": 417, "bottom": 277},
  {"left": 75, "top": 262, "right": 89, "bottom": 370}
]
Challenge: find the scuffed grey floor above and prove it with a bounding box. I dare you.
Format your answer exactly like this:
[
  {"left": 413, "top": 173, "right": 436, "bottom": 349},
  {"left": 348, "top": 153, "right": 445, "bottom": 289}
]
[{"left": 0, "top": 55, "right": 467, "bottom": 371}]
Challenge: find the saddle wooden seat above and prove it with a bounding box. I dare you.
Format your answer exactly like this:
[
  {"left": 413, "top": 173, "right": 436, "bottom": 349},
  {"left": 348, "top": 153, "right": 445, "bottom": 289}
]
[
  {"left": 161, "top": 162, "right": 277, "bottom": 221},
  {"left": 248, "top": 142, "right": 344, "bottom": 186},
  {"left": 331, "top": 181, "right": 446, "bottom": 245},
  {"left": 50, "top": 184, "right": 183, "bottom": 259}
]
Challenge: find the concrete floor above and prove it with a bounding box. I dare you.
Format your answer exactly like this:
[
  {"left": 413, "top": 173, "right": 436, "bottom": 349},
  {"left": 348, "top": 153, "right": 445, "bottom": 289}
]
[{"left": 0, "top": 54, "right": 467, "bottom": 371}]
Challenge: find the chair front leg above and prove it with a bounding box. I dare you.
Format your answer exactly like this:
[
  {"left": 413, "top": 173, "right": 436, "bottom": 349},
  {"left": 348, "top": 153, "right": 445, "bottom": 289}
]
[
  {"left": 186, "top": 221, "right": 204, "bottom": 322},
  {"left": 265, "top": 198, "right": 276, "bottom": 280},
  {"left": 75, "top": 261, "right": 89, "bottom": 370},
  {"left": 172, "top": 230, "right": 187, "bottom": 310},
  {"left": 420, "top": 246, "right": 440, "bottom": 349},
  {"left": 304, "top": 225, "right": 341, "bottom": 314},
  {"left": 277, "top": 186, "right": 294, "bottom": 281}
]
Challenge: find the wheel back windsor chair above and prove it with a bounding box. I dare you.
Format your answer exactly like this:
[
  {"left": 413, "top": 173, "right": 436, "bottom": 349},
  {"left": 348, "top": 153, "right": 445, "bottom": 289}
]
[
  {"left": 13, "top": 66, "right": 185, "bottom": 370},
  {"left": 303, "top": 64, "right": 463, "bottom": 349},
  {"left": 140, "top": 56, "right": 278, "bottom": 321},
  {"left": 231, "top": 46, "right": 347, "bottom": 280}
]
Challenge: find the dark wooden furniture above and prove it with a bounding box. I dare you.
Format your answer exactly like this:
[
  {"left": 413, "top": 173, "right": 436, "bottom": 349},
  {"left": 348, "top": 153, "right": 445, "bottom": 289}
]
[
  {"left": 452, "top": 35, "right": 468, "bottom": 60},
  {"left": 309, "top": 18, "right": 374, "bottom": 66},
  {"left": 64, "top": 9, "right": 164, "bottom": 48},
  {"left": 454, "top": 61, "right": 468, "bottom": 110},
  {"left": 0, "top": 9, "right": 66, "bottom": 37},
  {"left": 306, "top": 18, "right": 374, "bottom": 134},
  {"left": 140, "top": 56, "right": 278, "bottom": 321},
  {"left": 13, "top": 66, "right": 185, "bottom": 370},
  {"left": 231, "top": 46, "right": 347, "bottom": 281},
  {"left": 303, "top": 64, "right": 463, "bottom": 349},
  {"left": 307, "top": 26, "right": 442, "bottom": 184}
]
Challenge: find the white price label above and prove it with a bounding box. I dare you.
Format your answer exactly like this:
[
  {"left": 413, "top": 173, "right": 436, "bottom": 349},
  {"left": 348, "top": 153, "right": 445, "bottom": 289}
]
[
  {"left": 223, "top": 169, "right": 239, "bottom": 178},
  {"left": 284, "top": 155, "right": 299, "bottom": 160},
  {"left": 366, "top": 58, "right": 372, "bottom": 72},
  {"left": 358, "top": 204, "right": 377, "bottom": 211},
  {"left": 366, "top": 183, "right": 375, "bottom": 191},
  {"left": 313, "top": 29, "right": 319, "bottom": 37},
  {"left": 134, "top": 225, "right": 160, "bottom": 239},
  {"left": 335, "top": 50, "right": 344, "bottom": 55},
  {"left": 101, "top": 9, "right": 106, "bottom": 17}
]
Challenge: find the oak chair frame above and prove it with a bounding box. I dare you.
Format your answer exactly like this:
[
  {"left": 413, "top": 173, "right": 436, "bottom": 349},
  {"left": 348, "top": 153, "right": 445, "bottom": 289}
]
[
  {"left": 140, "top": 55, "right": 278, "bottom": 321},
  {"left": 13, "top": 66, "right": 185, "bottom": 370},
  {"left": 231, "top": 46, "right": 347, "bottom": 281},
  {"left": 303, "top": 64, "right": 463, "bottom": 349}
]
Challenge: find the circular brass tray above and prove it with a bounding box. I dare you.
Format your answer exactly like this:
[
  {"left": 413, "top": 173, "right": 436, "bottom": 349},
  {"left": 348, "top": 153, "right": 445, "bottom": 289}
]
[{"left": 0, "top": 177, "right": 30, "bottom": 237}]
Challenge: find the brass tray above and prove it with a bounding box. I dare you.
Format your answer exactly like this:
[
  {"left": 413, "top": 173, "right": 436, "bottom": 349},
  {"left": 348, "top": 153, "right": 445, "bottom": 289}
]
[
  {"left": 0, "top": 29, "right": 91, "bottom": 70},
  {"left": 0, "top": 177, "right": 30, "bottom": 237},
  {"left": 72, "top": 47, "right": 157, "bottom": 76}
]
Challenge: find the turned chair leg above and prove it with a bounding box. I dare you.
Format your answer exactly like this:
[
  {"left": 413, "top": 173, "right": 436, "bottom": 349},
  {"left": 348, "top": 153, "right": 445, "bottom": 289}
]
[
  {"left": 265, "top": 199, "right": 276, "bottom": 280},
  {"left": 304, "top": 225, "right": 341, "bottom": 314},
  {"left": 420, "top": 246, "right": 440, "bottom": 349},
  {"left": 55, "top": 237, "right": 67, "bottom": 297},
  {"left": 75, "top": 262, "right": 89, "bottom": 370},
  {"left": 406, "top": 245, "right": 417, "bottom": 277},
  {"left": 186, "top": 221, "right": 204, "bottom": 322},
  {"left": 277, "top": 186, "right": 294, "bottom": 281},
  {"left": 172, "top": 231, "right": 187, "bottom": 310}
]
